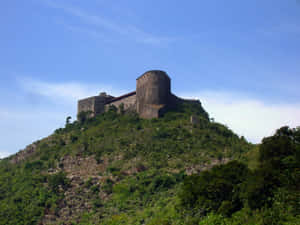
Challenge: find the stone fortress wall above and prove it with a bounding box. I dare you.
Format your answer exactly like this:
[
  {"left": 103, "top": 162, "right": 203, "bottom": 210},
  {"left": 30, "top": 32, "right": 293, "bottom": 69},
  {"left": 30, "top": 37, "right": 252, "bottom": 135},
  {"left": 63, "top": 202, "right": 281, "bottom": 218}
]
[
  {"left": 77, "top": 93, "right": 114, "bottom": 117},
  {"left": 77, "top": 70, "right": 198, "bottom": 119},
  {"left": 136, "top": 70, "right": 171, "bottom": 118},
  {"left": 105, "top": 91, "right": 137, "bottom": 112},
  {"left": 78, "top": 97, "right": 97, "bottom": 117}
]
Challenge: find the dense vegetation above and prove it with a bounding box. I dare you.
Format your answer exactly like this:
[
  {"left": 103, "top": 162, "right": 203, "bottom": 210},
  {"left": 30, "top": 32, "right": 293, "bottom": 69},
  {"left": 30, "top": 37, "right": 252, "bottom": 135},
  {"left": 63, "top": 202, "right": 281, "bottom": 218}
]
[
  {"left": 179, "top": 126, "right": 300, "bottom": 224},
  {"left": 0, "top": 102, "right": 299, "bottom": 224}
]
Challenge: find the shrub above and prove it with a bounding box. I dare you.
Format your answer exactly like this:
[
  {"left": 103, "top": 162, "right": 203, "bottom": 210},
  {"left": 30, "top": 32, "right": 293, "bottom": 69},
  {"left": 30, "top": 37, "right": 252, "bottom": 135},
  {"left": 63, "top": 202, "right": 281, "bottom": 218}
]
[
  {"left": 92, "top": 196, "right": 103, "bottom": 209},
  {"left": 25, "top": 160, "right": 44, "bottom": 170},
  {"left": 77, "top": 111, "right": 93, "bottom": 123},
  {"left": 179, "top": 161, "right": 250, "bottom": 216},
  {"left": 102, "top": 179, "right": 114, "bottom": 194},
  {"left": 48, "top": 172, "right": 70, "bottom": 193}
]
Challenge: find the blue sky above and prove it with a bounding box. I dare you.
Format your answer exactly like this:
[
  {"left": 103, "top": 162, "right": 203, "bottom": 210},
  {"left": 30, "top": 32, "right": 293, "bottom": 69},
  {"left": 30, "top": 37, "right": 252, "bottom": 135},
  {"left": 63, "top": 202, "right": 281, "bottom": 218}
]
[{"left": 1, "top": 0, "right": 300, "bottom": 158}]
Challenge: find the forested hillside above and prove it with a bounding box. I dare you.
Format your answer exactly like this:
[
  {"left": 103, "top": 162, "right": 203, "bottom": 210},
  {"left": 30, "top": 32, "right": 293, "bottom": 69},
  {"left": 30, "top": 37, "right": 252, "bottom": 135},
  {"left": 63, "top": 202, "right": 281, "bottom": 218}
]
[{"left": 0, "top": 102, "right": 299, "bottom": 225}]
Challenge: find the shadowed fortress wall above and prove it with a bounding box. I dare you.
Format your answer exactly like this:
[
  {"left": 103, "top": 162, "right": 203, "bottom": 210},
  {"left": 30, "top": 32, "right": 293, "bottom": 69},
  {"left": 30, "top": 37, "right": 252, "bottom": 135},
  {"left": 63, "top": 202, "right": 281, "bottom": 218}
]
[
  {"left": 78, "top": 93, "right": 114, "bottom": 117},
  {"left": 105, "top": 92, "right": 137, "bottom": 112},
  {"left": 78, "top": 97, "right": 97, "bottom": 117},
  {"left": 136, "top": 70, "right": 171, "bottom": 119}
]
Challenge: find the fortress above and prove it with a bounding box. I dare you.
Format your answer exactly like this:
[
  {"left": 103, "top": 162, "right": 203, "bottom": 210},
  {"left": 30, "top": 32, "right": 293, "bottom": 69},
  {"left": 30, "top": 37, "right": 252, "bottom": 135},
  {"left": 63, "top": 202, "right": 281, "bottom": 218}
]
[{"left": 78, "top": 70, "right": 199, "bottom": 119}]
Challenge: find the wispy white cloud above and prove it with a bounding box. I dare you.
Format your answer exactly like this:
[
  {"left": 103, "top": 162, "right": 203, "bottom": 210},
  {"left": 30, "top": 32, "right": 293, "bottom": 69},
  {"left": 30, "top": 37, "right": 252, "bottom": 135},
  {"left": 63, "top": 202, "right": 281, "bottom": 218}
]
[
  {"left": 16, "top": 77, "right": 300, "bottom": 144},
  {"left": 21, "top": 76, "right": 300, "bottom": 144},
  {"left": 5, "top": 77, "right": 300, "bottom": 157},
  {"left": 17, "top": 77, "right": 126, "bottom": 104},
  {"left": 0, "top": 106, "right": 66, "bottom": 158},
  {"left": 181, "top": 91, "right": 300, "bottom": 143},
  {"left": 0, "top": 151, "right": 11, "bottom": 159},
  {"left": 42, "top": 0, "right": 177, "bottom": 44},
  {"left": 1, "top": 77, "right": 129, "bottom": 156}
]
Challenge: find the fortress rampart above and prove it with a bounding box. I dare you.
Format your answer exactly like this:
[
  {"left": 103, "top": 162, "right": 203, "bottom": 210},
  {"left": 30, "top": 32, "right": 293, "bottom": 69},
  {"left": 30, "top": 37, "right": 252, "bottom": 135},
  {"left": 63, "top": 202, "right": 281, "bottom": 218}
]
[
  {"left": 77, "top": 70, "right": 199, "bottom": 119},
  {"left": 105, "top": 91, "right": 137, "bottom": 112},
  {"left": 136, "top": 70, "right": 171, "bottom": 118},
  {"left": 77, "top": 93, "right": 114, "bottom": 117}
]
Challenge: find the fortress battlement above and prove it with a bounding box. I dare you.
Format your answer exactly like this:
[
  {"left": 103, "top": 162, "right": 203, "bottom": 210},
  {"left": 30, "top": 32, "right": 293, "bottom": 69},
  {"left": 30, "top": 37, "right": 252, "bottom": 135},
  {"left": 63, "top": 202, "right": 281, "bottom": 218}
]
[{"left": 78, "top": 70, "right": 199, "bottom": 119}]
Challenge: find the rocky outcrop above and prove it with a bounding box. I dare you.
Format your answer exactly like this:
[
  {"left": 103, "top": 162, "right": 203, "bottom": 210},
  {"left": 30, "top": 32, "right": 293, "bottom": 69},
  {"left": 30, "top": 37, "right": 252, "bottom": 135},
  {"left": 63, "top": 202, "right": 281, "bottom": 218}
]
[
  {"left": 185, "top": 157, "right": 231, "bottom": 175},
  {"left": 42, "top": 155, "right": 110, "bottom": 225},
  {"left": 10, "top": 143, "right": 38, "bottom": 164}
]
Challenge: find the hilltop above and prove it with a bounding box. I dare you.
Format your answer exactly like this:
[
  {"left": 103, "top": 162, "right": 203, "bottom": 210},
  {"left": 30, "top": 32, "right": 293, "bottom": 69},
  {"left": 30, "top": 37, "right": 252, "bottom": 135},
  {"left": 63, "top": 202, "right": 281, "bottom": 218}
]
[{"left": 0, "top": 100, "right": 299, "bottom": 225}]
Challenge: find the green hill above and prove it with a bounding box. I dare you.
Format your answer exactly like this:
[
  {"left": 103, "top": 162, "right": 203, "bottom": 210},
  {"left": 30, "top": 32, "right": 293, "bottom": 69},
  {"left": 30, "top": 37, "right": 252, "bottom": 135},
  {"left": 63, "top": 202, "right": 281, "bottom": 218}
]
[{"left": 0, "top": 102, "right": 299, "bottom": 225}]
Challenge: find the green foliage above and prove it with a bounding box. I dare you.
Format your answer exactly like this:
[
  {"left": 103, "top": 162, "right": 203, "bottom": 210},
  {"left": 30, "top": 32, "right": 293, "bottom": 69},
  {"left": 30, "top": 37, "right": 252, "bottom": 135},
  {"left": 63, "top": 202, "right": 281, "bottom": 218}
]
[
  {"left": 0, "top": 162, "right": 60, "bottom": 225},
  {"left": 198, "top": 213, "right": 226, "bottom": 225},
  {"left": 84, "top": 177, "right": 94, "bottom": 188},
  {"left": 119, "top": 103, "right": 125, "bottom": 114},
  {"left": 25, "top": 160, "right": 44, "bottom": 171},
  {"left": 48, "top": 172, "right": 70, "bottom": 194},
  {"left": 102, "top": 178, "right": 114, "bottom": 194},
  {"left": 1, "top": 98, "right": 299, "bottom": 225},
  {"left": 92, "top": 196, "right": 103, "bottom": 209},
  {"left": 77, "top": 111, "right": 93, "bottom": 123},
  {"left": 179, "top": 161, "right": 250, "bottom": 217},
  {"left": 90, "top": 184, "right": 99, "bottom": 194},
  {"left": 244, "top": 126, "right": 300, "bottom": 210},
  {"left": 66, "top": 116, "right": 72, "bottom": 127},
  {"left": 178, "top": 126, "right": 300, "bottom": 225}
]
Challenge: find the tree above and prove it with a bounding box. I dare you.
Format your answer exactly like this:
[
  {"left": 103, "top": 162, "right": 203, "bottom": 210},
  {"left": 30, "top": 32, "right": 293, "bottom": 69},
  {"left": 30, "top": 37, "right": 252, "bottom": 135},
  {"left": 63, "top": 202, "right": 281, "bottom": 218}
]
[
  {"left": 77, "top": 111, "right": 92, "bottom": 123},
  {"left": 244, "top": 126, "right": 300, "bottom": 210},
  {"left": 179, "top": 161, "right": 250, "bottom": 216},
  {"left": 65, "top": 116, "right": 72, "bottom": 127}
]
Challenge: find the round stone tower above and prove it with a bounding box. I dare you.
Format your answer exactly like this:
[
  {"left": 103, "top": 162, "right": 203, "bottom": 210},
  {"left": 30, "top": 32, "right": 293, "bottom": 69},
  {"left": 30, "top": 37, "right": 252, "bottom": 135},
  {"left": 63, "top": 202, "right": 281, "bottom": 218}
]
[{"left": 136, "top": 70, "right": 171, "bottom": 118}]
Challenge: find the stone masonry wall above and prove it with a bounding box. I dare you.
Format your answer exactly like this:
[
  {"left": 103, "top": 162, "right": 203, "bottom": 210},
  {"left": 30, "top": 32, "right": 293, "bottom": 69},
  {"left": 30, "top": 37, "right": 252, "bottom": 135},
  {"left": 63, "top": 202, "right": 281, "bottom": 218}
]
[
  {"left": 77, "top": 70, "right": 201, "bottom": 120},
  {"left": 136, "top": 70, "right": 171, "bottom": 118},
  {"left": 78, "top": 94, "right": 114, "bottom": 118},
  {"left": 78, "top": 97, "right": 96, "bottom": 116},
  {"left": 105, "top": 93, "right": 136, "bottom": 112}
]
